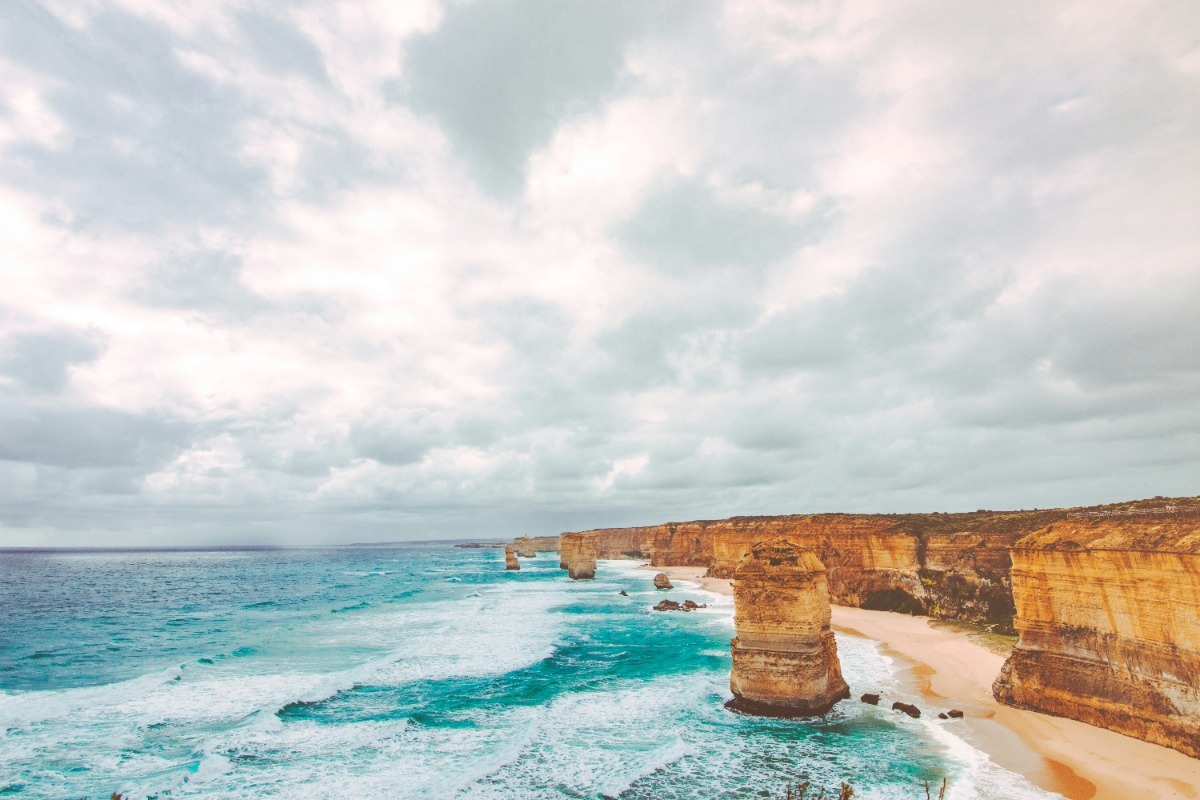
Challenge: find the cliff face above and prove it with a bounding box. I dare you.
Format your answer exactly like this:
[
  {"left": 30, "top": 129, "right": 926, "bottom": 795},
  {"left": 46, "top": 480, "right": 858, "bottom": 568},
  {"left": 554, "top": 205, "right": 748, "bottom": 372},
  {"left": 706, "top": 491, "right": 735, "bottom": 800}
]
[
  {"left": 558, "top": 527, "right": 652, "bottom": 560},
  {"left": 572, "top": 513, "right": 1051, "bottom": 624},
  {"left": 993, "top": 516, "right": 1200, "bottom": 758},
  {"left": 728, "top": 540, "right": 849, "bottom": 716},
  {"left": 560, "top": 532, "right": 598, "bottom": 580},
  {"left": 514, "top": 535, "right": 559, "bottom": 553}
]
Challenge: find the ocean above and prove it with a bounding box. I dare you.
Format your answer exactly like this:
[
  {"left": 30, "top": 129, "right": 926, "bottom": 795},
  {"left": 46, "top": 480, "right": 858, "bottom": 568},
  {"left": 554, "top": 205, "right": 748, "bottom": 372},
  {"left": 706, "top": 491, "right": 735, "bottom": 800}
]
[{"left": 0, "top": 544, "right": 1059, "bottom": 799}]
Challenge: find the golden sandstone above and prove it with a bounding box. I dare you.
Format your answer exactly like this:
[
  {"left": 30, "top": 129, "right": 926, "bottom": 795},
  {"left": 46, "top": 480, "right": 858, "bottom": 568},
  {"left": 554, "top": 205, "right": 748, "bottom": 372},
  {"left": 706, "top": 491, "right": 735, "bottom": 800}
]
[{"left": 727, "top": 540, "right": 849, "bottom": 717}]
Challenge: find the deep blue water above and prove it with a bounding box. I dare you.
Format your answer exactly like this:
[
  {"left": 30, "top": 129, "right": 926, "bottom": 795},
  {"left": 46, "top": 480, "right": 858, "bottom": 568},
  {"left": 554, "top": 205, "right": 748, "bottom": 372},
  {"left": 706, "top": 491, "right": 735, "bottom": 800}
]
[{"left": 0, "top": 544, "right": 1057, "bottom": 799}]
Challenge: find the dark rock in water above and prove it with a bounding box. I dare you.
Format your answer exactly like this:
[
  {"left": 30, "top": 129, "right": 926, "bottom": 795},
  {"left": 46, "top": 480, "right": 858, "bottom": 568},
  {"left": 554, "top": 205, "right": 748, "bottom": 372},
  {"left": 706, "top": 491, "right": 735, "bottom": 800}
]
[
  {"left": 653, "top": 572, "right": 673, "bottom": 590},
  {"left": 948, "top": 709, "right": 964, "bottom": 718},
  {"left": 654, "top": 600, "right": 682, "bottom": 612},
  {"left": 892, "top": 701, "right": 921, "bottom": 718},
  {"left": 619, "top": 590, "right": 629, "bottom": 596},
  {"left": 860, "top": 693, "right": 880, "bottom": 706},
  {"left": 682, "top": 599, "right": 707, "bottom": 609},
  {"left": 938, "top": 712, "right": 949, "bottom": 719}
]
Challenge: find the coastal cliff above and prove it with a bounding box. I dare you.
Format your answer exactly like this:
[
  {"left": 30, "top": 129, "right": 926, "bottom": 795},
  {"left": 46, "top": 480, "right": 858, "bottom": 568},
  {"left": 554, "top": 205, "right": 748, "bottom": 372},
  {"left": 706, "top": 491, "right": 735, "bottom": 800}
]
[
  {"left": 993, "top": 514, "right": 1200, "bottom": 758},
  {"left": 728, "top": 540, "right": 849, "bottom": 716},
  {"left": 513, "top": 535, "right": 559, "bottom": 553},
  {"left": 572, "top": 510, "right": 1074, "bottom": 624}
]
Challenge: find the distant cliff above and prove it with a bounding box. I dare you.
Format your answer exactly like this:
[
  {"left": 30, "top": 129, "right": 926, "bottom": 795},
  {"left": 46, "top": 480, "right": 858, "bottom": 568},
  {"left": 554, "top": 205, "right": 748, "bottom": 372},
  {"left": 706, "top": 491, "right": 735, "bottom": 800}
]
[
  {"left": 993, "top": 513, "right": 1200, "bottom": 757},
  {"left": 570, "top": 510, "right": 1075, "bottom": 625}
]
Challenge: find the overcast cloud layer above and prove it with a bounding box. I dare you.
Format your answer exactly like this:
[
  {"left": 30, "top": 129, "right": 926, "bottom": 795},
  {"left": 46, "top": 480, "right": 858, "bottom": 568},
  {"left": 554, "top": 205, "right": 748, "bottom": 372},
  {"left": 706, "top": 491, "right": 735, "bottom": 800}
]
[{"left": 2, "top": 0, "right": 1199, "bottom": 546}]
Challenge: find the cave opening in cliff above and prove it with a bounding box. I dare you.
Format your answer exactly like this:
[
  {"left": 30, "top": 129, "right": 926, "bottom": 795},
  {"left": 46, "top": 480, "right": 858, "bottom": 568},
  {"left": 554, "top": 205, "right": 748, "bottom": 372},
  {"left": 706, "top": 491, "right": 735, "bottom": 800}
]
[{"left": 863, "top": 589, "right": 926, "bottom": 616}]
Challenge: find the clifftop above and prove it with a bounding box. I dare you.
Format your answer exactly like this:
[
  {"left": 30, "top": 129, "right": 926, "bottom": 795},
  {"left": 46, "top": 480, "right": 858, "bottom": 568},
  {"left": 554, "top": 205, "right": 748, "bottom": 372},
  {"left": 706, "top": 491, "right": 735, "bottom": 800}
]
[{"left": 1015, "top": 515, "right": 1200, "bottom": 554}]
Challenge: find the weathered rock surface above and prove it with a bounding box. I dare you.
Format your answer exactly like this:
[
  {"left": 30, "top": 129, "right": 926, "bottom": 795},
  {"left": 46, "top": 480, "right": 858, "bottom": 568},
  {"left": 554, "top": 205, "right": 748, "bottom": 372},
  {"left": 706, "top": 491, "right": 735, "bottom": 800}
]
[
  {"left": 653, "top": 599, "right": 707, "bottom": 612},
  {"left": 728, "top": 540, "right": 850, "bottom": 717},
  {"left": 514, "top": 535, "right": 559, "bottom": 554},
  {"left": 557, "top": 526, "right": 652, "bottom": 560},
  {"left": 993, "top": 515, "right": 1200, "bottom": 758},
  {"left": 653, "top": 572, "right": 672, "bottom": 590},
  {"left": 560, "top": 532, "right": 598, "bottom": 580},
  {"left": 892, "top": 701, "right": 921, "bottom": 718},
  {"left": 860, "top": 693, "right": 880, "bottom": 706},
  {"left": 504, "top": 546, "right": 520, "bottom": 571}
]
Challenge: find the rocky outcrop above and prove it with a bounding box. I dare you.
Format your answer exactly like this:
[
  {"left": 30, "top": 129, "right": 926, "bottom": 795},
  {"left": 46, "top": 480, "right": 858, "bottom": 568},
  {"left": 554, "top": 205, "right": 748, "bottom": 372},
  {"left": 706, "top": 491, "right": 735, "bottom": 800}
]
[
  {"left": 504, "top": 546, "right": 520, "bottom": 571},
  {"left": 556, "top": 527, "right": 652, "bottom": 560},
  {"left": 993, "top": 515, "right": 1200, "bottom": 758},
  {"left": 560, "top": 532, "right": 598, "bottom": 580},
  {"left": 653, "top": 573, "right": 672, "bottom": 590},
  {"left": 514, "top": 535, "right": 559, "bottom": 553},
  {"left": 728, "top": 541, "right": 850, "bottom": 717}
]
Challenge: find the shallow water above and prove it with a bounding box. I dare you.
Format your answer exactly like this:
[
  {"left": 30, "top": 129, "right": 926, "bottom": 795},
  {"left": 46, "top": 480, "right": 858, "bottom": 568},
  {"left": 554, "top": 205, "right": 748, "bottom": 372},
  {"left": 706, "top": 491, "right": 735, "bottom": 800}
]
[{"left": 0, "top": 545, "right": 1060, "bottom": 799}]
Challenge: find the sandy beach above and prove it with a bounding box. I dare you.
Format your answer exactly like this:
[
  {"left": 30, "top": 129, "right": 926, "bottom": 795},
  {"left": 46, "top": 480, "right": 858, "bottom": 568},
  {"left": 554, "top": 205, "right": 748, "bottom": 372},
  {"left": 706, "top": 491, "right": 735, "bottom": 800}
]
[{"left": 644, "top": 565, "right": 1200, "bottom": 800}]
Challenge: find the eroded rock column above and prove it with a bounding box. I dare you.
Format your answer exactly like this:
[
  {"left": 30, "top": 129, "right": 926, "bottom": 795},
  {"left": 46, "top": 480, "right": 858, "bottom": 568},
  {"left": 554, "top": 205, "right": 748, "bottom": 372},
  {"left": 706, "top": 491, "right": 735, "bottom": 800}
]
[
  {"left": 514, "top": 536, "right": 537, "bottom": 558},
  {"left": 504, "top": 546, "right": 520, "bottom": 571},
  {"left": 560, "top": 532, "right": 598, "bottom": 580},
  {"left": 728, "top": 540, "right": 850, "bottom": 716}
]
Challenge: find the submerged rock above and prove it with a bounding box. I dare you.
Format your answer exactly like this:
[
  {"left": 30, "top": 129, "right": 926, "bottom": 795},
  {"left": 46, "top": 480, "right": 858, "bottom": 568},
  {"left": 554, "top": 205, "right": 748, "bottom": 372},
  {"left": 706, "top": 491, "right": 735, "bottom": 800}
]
[
  {"left": 727, "top": 540, "right": 850, "bottom": 717},
  {"left": 860, "top": 693, "right": 880, "bottom": 706},
  {"left": 653, "top": 572, "right": 673, "bottom": 590},
  {"left": 654, "top": 599, "right": 682, "bottom": 611},
  {"left": 892, "top": 701, "right": 921, "bottom": 718},
  {"left": 619, "top": 590, "right": 629, "bottom": 597}
]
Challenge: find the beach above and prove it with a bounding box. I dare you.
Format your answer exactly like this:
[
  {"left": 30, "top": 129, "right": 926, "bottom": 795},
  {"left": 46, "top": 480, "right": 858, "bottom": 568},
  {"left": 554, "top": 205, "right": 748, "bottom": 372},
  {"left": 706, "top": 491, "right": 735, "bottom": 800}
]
[{"left": 647, "top": 565, "right": 1200, "bottom": 800}]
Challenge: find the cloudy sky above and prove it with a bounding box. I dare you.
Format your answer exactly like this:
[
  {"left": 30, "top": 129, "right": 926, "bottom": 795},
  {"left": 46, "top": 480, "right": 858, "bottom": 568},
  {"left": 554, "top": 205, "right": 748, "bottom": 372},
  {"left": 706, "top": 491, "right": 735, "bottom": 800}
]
[{"left": 2, "top": 1, "right": 1198, "bottom": 546}]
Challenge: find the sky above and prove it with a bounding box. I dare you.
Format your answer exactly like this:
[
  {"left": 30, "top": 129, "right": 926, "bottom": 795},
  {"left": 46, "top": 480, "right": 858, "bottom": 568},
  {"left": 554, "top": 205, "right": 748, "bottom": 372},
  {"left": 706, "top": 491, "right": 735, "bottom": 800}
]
[{"left": 1, "top": 0, "right": 1199, "bottom": 546}]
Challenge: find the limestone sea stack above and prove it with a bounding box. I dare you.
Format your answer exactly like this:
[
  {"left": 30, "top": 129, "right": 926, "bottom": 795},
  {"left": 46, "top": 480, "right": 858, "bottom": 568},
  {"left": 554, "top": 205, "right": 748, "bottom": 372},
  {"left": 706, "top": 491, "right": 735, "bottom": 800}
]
[
  {"left": 993, "top": 515, "right": 1200, "bottom": 757},
  {"left": 728, "top": 540, "right": 850, "bottom": 716},
  {"left": 504, "top": 546, "right": 520, "bottom": 571},
  {"left": 514, "top": 536, "right": 537, "bottom": 558},
  {"left": 560, "top": 532, "right": 598, "bottom": 580},
  {"left": 653, "top": 572, "right": 672, "bottom": 589}
]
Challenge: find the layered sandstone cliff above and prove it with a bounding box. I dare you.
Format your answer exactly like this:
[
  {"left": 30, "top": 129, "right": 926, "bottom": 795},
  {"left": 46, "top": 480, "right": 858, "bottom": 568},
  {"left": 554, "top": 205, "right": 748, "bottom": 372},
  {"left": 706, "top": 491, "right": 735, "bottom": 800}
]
[
  {"left": 728, "top": 540, "right": 849, "bottom": 716},
  {"left": 560, "top": 532, "right": 598, "bottom": 580},
  {"left": 514, "top": 535, "right": 559, "bottom": 553},
  {"left": 993, "top": 515, "right": 1200, "bottom": 757},
  {"left": 572, "top": 509, "right": 1085, "bottom": 625}
]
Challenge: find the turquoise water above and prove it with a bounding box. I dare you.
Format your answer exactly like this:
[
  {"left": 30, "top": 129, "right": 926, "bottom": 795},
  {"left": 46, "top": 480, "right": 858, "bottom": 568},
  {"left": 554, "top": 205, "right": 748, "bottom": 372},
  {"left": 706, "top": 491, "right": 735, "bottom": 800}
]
[{"left": 0, "top": 545, "right": 1058, "bottom": 799}]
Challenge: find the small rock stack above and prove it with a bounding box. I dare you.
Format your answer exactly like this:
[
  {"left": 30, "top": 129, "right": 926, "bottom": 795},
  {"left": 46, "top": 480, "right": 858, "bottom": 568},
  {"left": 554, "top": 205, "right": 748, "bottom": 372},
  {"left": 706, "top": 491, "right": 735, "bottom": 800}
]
[
  {"left": 514, "top": 536, "right": 537, "bottom": 558},
  {"left": 728, "top": 540, "right": 850, "bottom": 716},
  {"left": 504, "top": 546, "right": 520, "bottom": 571}
]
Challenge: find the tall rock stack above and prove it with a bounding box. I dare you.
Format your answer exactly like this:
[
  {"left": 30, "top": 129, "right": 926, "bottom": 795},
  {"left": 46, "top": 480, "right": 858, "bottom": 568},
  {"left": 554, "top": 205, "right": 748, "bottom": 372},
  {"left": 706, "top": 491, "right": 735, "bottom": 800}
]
[
  {"left": 504, "top": 546, "right": 520, "bottom": 571},
  {"left": 514, "top": 536, "right": 537, "bottom": 558},
  {"left": 728, "top": 540, "right": 850, "bottom": 716},
  {"left": 560, "top": 532, "right": 598, "bottom": 580}
]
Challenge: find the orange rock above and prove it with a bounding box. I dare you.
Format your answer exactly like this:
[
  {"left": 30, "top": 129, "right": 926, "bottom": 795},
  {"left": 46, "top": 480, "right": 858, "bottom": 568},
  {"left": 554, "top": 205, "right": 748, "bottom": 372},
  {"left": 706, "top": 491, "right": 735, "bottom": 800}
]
[
  {"left": 993, "top": 516, "right": 1200, "bottom": 757},
  {"left": 560, "top": 532, "right": 598, "bottom": 580},
  {"left": 728, "top": 540, "right": 849, "bottom": 716},
  {"left": 504, "top": 546, "right": 520, "bottom": 571}
]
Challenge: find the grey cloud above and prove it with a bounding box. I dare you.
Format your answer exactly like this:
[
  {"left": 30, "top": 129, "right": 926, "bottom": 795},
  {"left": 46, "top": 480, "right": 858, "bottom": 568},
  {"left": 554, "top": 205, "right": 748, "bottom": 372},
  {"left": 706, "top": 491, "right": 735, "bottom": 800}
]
[
  {"left": 237, "top": 9, "right": 328, "bottom": 83},
  {"left": 0, "top": 3, "right": 266, "bottom": 233},
  {"left": 617, "top": 176, "right": 821, "bottom": 275},
  {"left": 0, "top": 328, "right": 105, "bottom": 394},
  {"left": 131, "top": 248, "right": 269, "bottom": 320},
  {"left": 0, "top": 401, "right": 192, "bottom": 470},
  {"left": 401, "top": 0, "right": 699, "bottom": 195}
]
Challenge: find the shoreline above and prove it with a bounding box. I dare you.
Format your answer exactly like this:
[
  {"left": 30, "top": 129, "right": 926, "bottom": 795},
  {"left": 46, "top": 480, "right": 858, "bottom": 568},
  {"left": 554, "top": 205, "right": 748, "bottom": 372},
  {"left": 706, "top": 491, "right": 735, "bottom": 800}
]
[{"left": 642, "top": 564, "right": 1200, "bottom": 800}]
